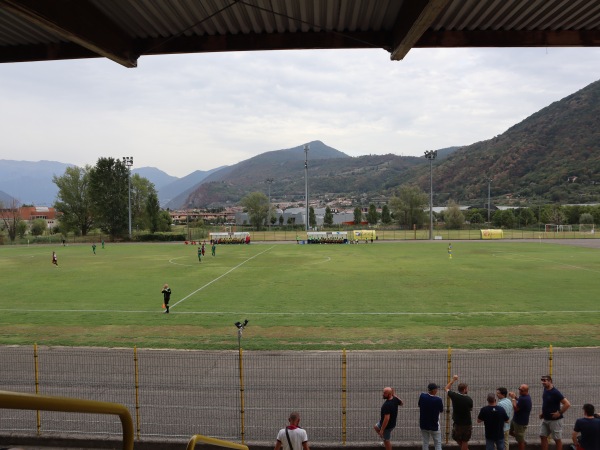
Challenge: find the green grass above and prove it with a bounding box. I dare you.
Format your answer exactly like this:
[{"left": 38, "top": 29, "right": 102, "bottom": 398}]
[{"left": 1, "top": 241, "right": 599, "bottom": 350}]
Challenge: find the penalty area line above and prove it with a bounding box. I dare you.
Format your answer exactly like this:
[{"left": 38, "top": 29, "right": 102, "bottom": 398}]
[{"left": 169, "top": 246, "right": 275, "bottom": 310}]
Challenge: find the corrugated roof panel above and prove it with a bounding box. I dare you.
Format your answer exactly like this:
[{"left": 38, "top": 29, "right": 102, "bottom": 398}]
[
  {"left": 572, "top": 4, "right": 600, "bottom": 29},
  {"left": 0, "top": 10, "right": 65, "bottom": 45}
]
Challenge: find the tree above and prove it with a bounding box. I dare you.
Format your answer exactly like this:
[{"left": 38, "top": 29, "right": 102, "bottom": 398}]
[
  {"left": 540, "top": 204, "right": 565, "bottom": 225},
  {"left": 353, "top": 207, "right": 362, "bottom": 225},
  {"left": 579, "top": 212, "right": 594, "bottom": 225},
  {"left": 324, "top": 206, "right": 334, "bottom": 226},
  {"left": 492, "top": 209, "right": 515, "bottom": 228},
  {"left": 309, "top": 206, "right": 316, "bottom": 229},
  {"left": 131, "top": 174, "right": 158, "bottom": 231},
  {"left": 30, "top": 218, "right": 47, "bottom": 236},
  {"left": 0, "top": 199, "right": 22, "bottom": 242},
  {"left": 53, "top": 165, "right": 94, "bottom": 236},
  {"left": 389, "top": 185, "right": 427, "bottom": 228},
  {"left": 278, "top": 215, "right": 284, "bottom": 226},
  {"left": 444, "top": 201, "right": 464, "bottom": 229},
  {"left": 157, "top": 210, "right": 172, "bottom": 232},
  {"left": 381, "top": 204, "right": 391, "bottom": 224},
  {"left": 366, "top": 204, "right": 378, "bottom": 225},
  {"left": 518, "top": 208, "right": 536, "bottom": 227},
  {"left": 145, "top": 191, "right": 161, "bottom": 233},
  {"left": 240, "top": 192, "right": 269, "bottom": 230},
  {"left": 88, "top": 157, "right": 129, "bottom": 239},
  {"left": 469, "top": 212, "right": 484, "bottom": 224}
]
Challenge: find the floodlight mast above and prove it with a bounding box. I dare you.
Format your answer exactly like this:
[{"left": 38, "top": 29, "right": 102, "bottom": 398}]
[
  {"left": 122, "top": 157, "right": 133, "bottom": 239},
  {"left": 424, "top": 150, "right": 437, "bottom": 240},
  {"left": 265, "top": 178, "right": 274, "bottom": 228},
  {"left": 487, "top": 178, "right": 492, "bottom": 223},
  {"left": 304, "top": 144, "right": 310, "bottom": 232}
]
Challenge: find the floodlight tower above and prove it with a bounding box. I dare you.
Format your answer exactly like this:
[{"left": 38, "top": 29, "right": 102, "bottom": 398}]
[
  {"left": 122, "top": 156, "right": 133, "bottom": 239},
  {"left": 265, "top": 178, "right": 274, "bottom": 228},
  {"left": 304, "top": 143, "right": 310, "bottom": 231},
  {"left": 424, "top": 150, "right": 437, "bottom": 240},
  {"left": 487, "top": 178, "right": 492, "bottom": 223}
]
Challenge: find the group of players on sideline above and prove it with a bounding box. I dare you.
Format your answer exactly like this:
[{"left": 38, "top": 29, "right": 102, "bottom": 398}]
[{"left": 276, "top": 375, "right": 600, "bottom": 450}]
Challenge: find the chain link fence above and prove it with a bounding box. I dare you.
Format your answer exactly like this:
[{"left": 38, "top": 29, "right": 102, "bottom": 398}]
[{"left": 1, "top": 345, "right": 599, "bottom": 446}]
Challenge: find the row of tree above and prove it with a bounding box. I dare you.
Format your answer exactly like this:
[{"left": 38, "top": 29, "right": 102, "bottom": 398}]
[
  {"left": 53, "top": 157, "right": 171, "bottom": 238},
  {"left": 238, "top": 185, "right": 600, "bottom": 230}
]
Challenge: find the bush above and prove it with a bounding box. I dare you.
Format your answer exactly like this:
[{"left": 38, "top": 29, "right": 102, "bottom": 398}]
[{"left": 135, "top": 233, "right": 186, "bottom": 242}]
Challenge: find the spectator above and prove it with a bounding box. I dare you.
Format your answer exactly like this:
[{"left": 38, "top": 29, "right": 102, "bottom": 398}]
[
  {"left": 497, "top": 387, "right": 514, "bottom": 450},
  {"left": 374, "top": 387, "right": 403, "bottom": 450},
  {"left": 540, "top": 375, "right": 571, "bottom": 450},
  {"left": 274, "top": 412, "right": 310, "bottom": 450},
  {"left": 445, "top": 374, "right": 473, "bottom": 450},
  {"left": 572, "top": 404, "right": 600, "bottom": 450},
  {"left": 478, "top": 393, "right": 510, "bottom": 450},
  {"left": 509, "top": 384, "right": 532, "bottom": 450},
  {"left": 419, "top": 383, "right": 444, "bottom": 450}
]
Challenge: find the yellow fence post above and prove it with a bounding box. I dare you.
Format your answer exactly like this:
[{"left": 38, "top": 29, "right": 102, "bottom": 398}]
[
  {"left": 133, "top": 346, "right": 141, "bottom": 441},
  {"left": 549, "top": 345, "right": 553, "bottom": 377},
  {"left": 239, "top": 346, "right": 245, "bottom": 445},
  {"left": 341, "top": 349, "right": 347, "bottom": 445},
  {"left": 34, "top": 343, "right": 41, "bottom": 436},
  {"left": 445, "top": 347, "right": 452, "bottom": 444}
]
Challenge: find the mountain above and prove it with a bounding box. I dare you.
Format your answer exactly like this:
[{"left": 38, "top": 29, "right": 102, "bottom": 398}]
[
  {"left": 0, "top": 189, "right": 15, "bottom": 205},
  {"left": 162, "top": 167, "right": 227, "bottom": 208},
  {"left": 180, "top": 141, "right": 454, "bottom": 208},
  {"left": 2, "top": 79, "right": 599, "bottom": 210},
  {"left": 0, "top": 160, "right": 73, "bottom": 206},
  {"left": 422, "top": 79, "right": 600, "bottom": 205},
  {"left": 180, "top": 80, "right": 600, "bottom": 208},
  {"left": 132, "top": 167, "right": 178, "bottom": 190}
]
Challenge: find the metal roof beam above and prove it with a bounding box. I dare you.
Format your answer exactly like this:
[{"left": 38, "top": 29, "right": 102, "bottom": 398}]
[
  {"left": 415, "top": 29, "right": 600, "bottom": 47},
  {"left": 138, "top": 30, "right": 390, "bottom": 56},
  {"left": 389, "top": 0, "right": 451, "bottom": 60},
  {"left": 0, "top": 0, "right": 138, "bottom": 67}
]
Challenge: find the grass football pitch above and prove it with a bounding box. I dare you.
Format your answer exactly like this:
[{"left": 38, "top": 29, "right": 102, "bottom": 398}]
[{"left": 1, "top": 241, "right": 599, "bottom": 350}]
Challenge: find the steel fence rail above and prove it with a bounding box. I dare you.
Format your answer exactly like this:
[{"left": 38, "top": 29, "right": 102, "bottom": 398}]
[{"left": 1, "top": 345, "right": 599, "bottom": 446}]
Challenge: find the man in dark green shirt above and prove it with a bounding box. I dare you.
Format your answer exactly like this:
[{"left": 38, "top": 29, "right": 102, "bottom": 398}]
[{"left": 446, "top": 374, "right": 474, "bottom": 450}]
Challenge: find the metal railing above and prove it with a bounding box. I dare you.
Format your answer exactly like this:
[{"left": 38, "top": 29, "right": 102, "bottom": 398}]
[
  {"left": 2, "top": 345, "right": 599, "bottom": 445},
  {"left": 0, "top": 389, "right": 134, "bottom": 450}
]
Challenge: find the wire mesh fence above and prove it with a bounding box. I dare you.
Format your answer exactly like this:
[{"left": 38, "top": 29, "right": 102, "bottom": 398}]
[{"left": 1, "top": 345, "right": 599, "bottom": 446}]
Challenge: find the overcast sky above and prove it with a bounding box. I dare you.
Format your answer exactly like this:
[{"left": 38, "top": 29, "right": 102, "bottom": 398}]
[{"left": 2, "top": 46, "right": 599, "bottom": 178}]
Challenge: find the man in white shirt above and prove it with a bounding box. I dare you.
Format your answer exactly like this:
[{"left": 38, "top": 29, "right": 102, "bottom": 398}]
[{"left": 275, "top": 412, "right": 310, "bottom": 450}]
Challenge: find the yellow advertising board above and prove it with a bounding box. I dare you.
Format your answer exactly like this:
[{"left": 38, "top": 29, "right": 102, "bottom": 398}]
[{"left": 480, "top": 229, "right": 504, "bottom": 239}]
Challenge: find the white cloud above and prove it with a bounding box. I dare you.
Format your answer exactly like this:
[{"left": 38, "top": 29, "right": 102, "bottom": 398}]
[{"left": 1, "top": 47, "right": 599, "bottom": 177}]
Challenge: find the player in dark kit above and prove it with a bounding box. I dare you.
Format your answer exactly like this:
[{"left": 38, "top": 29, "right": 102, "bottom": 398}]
[{"left": 161, "top": 284, "right": 171, "bottom": 314}]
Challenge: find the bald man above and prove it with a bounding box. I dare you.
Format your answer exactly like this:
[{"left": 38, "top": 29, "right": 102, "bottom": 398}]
[
  {"left": 275, "top": 412, "right": 310, "bottom": 450},
  {"left": 374, "top": 387, "right": 404, "bottom": 450}
]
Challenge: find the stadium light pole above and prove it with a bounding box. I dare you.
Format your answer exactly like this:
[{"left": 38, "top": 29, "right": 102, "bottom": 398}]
[
  {"left": 487, "top": 178, "right": 492, "bottom": 223},
  {"left": 424, "top": 150, "right": 437, "bottom": 240},
  {"left": 123, "top": 156, "right": 133, "bottom": 239},
  {"left": 304, "top": 143, "right": 310, "bottom": 232},
  {"left": 265, "top": 178, "right": 274, "bottom": 229},
  {"left": 234, "top": 319, "right": 248, "bottom": 444}
]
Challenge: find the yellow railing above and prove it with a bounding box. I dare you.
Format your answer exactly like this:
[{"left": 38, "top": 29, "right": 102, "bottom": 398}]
[
  {"left": 186, "top": 434, "right": 249, "bottom": 450},
  {"left": 0, "top": 390, "right": 134, "bottom": 450}
]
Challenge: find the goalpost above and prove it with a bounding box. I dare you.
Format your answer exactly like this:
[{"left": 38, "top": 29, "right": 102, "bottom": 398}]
[{"left": 545, "top": 224, "right": 573, "bottom": 233}]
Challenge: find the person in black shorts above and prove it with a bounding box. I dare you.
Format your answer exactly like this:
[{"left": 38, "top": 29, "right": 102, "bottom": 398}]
[
  {"left": 161, "top": 283, "right": 171, "bottom": 314},
  {"left": 446, "top": 375, "right": 473, "bottom": 450}
]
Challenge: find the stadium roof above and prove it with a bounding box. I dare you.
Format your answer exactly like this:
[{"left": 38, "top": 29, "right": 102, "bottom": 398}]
[{"left": 1, "top": 0, "right": 599, "bottom": 68}]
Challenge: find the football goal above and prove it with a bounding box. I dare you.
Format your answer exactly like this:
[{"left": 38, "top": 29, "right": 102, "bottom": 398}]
[{"left": 545, "top": 224, "right": 573, "bottom": 233}]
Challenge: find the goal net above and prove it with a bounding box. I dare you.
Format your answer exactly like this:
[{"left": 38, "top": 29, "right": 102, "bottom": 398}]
[{"left": 545, "top": 224, "right": 573, "bottom": 232}]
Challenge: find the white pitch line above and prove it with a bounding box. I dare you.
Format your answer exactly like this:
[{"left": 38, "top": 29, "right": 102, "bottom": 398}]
[
  {"left": 169, "top": 246, "right": 275, "bottom": 310},
  {"left": 2, "top": 309, "right": 599, "bottom": 315},
  {"left": 168, "top": 256, "right": 195, "bottom": 267}
]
